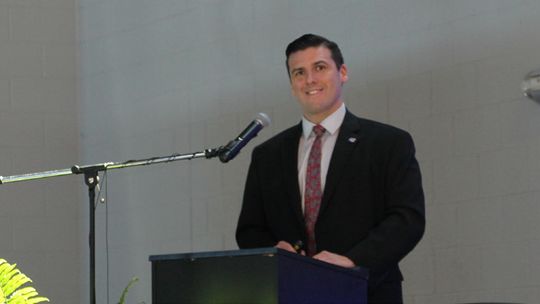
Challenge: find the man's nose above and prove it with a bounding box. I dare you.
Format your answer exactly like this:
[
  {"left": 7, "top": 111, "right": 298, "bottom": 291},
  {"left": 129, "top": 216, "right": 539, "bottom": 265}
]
[{"left": 306, "top": 71, "right": 316, "bottom": 83}]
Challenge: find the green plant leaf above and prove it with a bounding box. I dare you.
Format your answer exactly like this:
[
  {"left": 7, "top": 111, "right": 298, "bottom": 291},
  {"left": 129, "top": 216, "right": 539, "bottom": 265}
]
[
  {"left": 118, "top": 277, "right": 139, "bottom": 304},
  {"left": 8, "top": 285, "right": 37, "bottom": 301},
  {"left": 0, "top": 259, "right": 49, "bottom": 304},
  {"left": 26, "top": 297, "right": 49, "bottom": 304},
  {"left": 4, "top": 274, "right": 31, "bottom": 297},
  {"left": 0, "top": 264, "right": 17, "bottom": 286},
  {"left": 0, "top": 262, "right": 16, "bottom": 275}
]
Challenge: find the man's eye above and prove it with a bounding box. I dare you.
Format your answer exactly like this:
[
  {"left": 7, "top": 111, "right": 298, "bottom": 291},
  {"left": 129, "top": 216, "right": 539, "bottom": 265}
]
[
  {"left": 294, "top": 71, "right": 304, "bottom": 77},
  {"left": 316, "top": 65, "right": 326, "bottom": 71}
]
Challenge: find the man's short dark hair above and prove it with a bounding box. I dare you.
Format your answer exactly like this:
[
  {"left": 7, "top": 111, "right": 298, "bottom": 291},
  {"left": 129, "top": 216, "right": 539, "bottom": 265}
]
[{"left": 285, "top": 34, "right": 344, "bottom": 75}]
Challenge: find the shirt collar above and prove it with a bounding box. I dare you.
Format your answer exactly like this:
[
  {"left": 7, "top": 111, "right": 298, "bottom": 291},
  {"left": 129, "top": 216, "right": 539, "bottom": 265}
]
[{"left": 302, "top": 103, "right": 346, "bottom": 139}]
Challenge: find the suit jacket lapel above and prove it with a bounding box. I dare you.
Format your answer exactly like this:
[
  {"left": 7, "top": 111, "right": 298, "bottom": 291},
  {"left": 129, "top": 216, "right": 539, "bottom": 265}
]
[
  {"left": 280, "top": 123, "right": 304, "bottom": 224},
  {"left": 319, "top": 111, "right": 362, "bottom": 215}
]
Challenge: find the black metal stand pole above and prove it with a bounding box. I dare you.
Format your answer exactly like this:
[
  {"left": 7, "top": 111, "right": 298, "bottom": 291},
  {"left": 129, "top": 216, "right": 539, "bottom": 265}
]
[{"left": 84, "top": 171, "right": 99, "bottom": 304}]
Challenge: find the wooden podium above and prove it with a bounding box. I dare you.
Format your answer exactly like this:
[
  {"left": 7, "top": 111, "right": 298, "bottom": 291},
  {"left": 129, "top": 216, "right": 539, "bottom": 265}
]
[{"left": 149, "top": 247, "right": 368, "bottom": 304}]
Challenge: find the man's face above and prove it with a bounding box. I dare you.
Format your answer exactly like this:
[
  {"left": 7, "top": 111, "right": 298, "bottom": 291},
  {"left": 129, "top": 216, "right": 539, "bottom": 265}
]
[{"left": 287, "top": 46, "right": 348, "bottom": 123}]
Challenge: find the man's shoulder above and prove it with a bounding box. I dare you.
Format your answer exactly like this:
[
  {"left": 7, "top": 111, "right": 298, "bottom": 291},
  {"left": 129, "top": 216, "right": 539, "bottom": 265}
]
[
  {"left": 345, "top": 112, "right": 417, "bottom": 158},
  {"left": 345, "top": 112, "right": 412, "bottom": 140}
]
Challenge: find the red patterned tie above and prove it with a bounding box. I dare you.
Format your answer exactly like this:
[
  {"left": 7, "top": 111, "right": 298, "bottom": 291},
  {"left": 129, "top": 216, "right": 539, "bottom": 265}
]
[{"left": 305, "top": 124, "right": 326, "bottom": 256}]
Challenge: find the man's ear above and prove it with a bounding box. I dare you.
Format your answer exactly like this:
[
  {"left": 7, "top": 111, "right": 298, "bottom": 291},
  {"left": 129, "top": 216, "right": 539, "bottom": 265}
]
[{"left": 340, "top": 64, "right": 349, "bottom": 83}]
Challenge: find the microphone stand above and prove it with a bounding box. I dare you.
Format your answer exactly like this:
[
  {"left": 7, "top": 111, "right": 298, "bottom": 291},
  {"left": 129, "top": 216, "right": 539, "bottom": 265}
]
[{"left": 0, "top": 148, "right": 221, "bottom": 304}]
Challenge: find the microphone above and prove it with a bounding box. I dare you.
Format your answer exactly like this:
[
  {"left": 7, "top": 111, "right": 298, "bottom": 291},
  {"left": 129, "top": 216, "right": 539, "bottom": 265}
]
[{"left": 218, "top": 113, "right": 271, "bottom": 163}]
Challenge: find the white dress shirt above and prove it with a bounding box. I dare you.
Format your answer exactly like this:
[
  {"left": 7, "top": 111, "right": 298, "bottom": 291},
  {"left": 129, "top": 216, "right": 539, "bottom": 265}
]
[{"left": 298, "top": 103, "right": 346, "bottom": 212}]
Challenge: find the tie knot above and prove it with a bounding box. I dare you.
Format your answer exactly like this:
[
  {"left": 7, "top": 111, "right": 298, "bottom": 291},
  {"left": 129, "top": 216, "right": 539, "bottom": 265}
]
[{"left": 313, "top": 125, "right": 326, "bottom": 137}]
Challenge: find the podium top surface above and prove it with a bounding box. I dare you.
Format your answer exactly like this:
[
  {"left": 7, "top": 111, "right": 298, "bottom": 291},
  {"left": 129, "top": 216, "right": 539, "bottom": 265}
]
[
  {"left": 149, "top": 247, "right": 368, "bottom": 280},
  {"left": 149, "top": 247, "right": 277, "bottom": 261}
]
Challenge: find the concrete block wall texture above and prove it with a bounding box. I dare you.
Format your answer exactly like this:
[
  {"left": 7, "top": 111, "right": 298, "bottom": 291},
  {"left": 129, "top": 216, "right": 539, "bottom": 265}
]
[
  {"left": 0, "top": 0, "right": 532, "bottom": 302},
  {"left": 0, "top": 0, "right": 80, "bottom": 303},
  {"left": 77, "top": 0, "right": 540, "bottom": 303}
]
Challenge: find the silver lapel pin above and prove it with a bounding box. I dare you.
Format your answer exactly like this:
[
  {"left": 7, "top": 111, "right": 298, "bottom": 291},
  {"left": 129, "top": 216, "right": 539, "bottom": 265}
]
[{"left": 348, "top": 137, "right": 357, "bottom": 143}]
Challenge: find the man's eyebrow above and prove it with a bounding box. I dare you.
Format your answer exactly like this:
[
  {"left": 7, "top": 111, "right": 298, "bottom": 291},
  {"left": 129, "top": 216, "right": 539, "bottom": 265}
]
[
  {"left": 313, "top": 60, "right": 329, "bottom": 66},
  {"left": 290, "top": 67, "right": 304, "bottom": 74},
  {"left": 290, "top": 59, "right": 331, "bottom": 75},
  {"left": 291, "top": 60, "right": 328, "bottom": 71}
]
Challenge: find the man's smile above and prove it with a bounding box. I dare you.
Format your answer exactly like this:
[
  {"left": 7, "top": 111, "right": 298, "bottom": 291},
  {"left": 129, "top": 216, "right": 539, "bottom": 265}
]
[{"left": 306, "top": 88, "right": 323, "bottom": 95}]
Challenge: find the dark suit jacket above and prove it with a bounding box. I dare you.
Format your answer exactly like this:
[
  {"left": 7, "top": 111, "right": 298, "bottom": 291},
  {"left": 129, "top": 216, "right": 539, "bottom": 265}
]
[{"left": 236, "top": 111, "right": 425, "bottom": 291}]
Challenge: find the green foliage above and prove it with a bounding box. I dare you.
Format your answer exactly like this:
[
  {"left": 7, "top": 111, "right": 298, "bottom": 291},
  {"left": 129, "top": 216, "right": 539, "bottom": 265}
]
[
  {"left": 118, "top": 277, "right": 139, "bottom": 304},
  {"left": 0, "top": 259, "right": 49, "bottom": 304}
]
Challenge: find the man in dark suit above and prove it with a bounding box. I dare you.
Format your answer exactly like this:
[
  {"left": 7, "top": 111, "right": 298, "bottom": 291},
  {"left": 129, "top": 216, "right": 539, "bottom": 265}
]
[{"left": 236, "top": 34, "right": 425, "bottom": 303}]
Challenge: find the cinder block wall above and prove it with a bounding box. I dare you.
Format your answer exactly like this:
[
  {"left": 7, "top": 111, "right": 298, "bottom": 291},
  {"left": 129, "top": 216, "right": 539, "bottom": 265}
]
[
  {"left": 0, "top": 0, "right": 79, "bottom": 303},
  {"left": 54, "top": 0, "right": 540, "bottom": 303}
]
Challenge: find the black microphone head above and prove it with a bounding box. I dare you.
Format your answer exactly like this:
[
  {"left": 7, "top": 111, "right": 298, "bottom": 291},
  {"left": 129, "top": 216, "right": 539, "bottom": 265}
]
[{"left": 218, "top": 113, "right": 271, "bottom": 163}]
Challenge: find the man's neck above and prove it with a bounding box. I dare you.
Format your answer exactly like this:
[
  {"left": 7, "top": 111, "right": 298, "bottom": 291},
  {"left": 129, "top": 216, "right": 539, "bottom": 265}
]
[{"left": 303, "top": 101, "right": 344, "bottom": 124}]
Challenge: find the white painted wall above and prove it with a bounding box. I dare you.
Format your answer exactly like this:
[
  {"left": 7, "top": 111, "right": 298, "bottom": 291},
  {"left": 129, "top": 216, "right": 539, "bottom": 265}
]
[
  {"left": 3, "top": 0, "right": 540, "bottom": 303},
  {"left": 0, "top": 0, "right": 79, "bottom": 303},
  {"left": 79, "top": 1, "right": 540, "bottom": 303}
]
